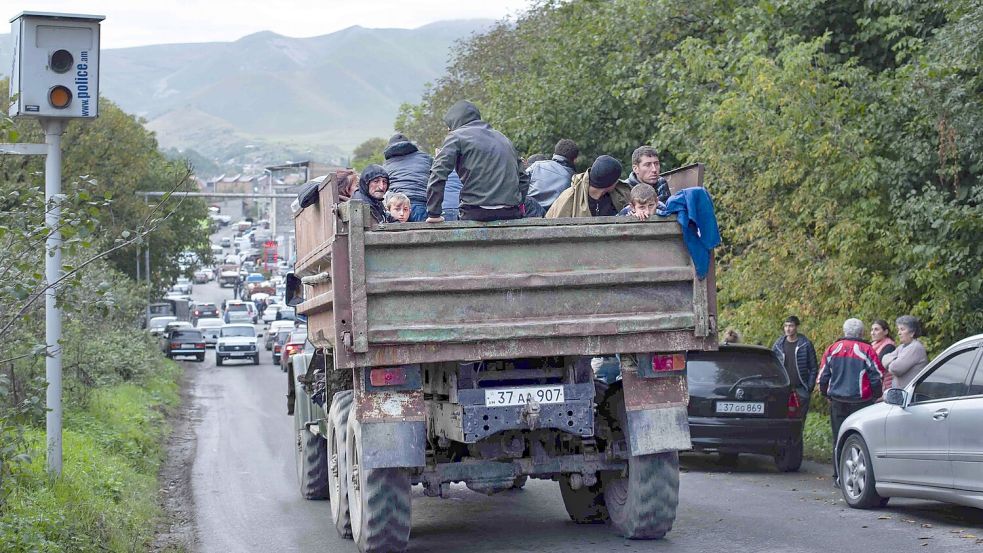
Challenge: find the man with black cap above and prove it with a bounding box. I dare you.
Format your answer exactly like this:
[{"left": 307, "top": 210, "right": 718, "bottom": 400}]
[
  {"left": 545, "top": 155, "right": 631, "bottom": 218},
  {"left": 383, "top": 132, "right": 433, "bottom": 222},
  {"left": 350, "top": 164, "right": 391, "bottom": 224},
  {"left": 426, "top": 100, "right": 529, "bottom": 223}
]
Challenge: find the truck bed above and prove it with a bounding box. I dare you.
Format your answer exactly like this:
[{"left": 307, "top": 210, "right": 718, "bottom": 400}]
[{"left": 294, "top": 164, "right": 717, "bottom": 369}]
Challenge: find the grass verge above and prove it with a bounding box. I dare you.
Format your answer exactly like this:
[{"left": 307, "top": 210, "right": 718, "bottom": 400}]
[
  {"left": 0, "top": 362, "right": 181, "bottom": 552},
  {"left": 803, "top": 410, "right": 833, "bottom": 464}
]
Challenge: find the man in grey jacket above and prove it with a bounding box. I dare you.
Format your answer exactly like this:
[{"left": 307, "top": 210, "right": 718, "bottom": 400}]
[
  {"left": 426, "top": 100, "right": 529, "bottom": 222},
  {"left": 526, "top": 139, "right": 579, "bottom": 214},
  {"left": 383, "top": 133, "right": 433, "bottom": 222}
]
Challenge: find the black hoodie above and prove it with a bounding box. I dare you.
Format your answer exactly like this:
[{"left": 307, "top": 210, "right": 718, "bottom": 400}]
[
  {"left": 426, "top": 100, "right": 529, "bottom": 217},
  {"left": 383, "top": 134, "right": 433, "bottom": 204},
  {"left": 350, "top": 164, "right": 390, "bottom": 223}
]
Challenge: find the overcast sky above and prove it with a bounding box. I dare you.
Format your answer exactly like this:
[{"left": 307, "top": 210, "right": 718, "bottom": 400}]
[{"left": 5, "top": 0, "right": 533, "bottom": 48}]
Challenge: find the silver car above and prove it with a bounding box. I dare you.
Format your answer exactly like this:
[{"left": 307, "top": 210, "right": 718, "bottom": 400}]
[{"left": 836, "top": 333, "right": 983, "bottom": 510}]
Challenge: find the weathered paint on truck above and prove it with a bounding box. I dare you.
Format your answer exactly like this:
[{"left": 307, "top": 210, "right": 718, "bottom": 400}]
[{"left": 293, "top": 163, "right": 716, "bottom": 368}]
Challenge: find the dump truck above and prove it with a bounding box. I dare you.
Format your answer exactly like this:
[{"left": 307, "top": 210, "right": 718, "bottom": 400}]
[{"left": 286, "top": 164, "right": 717, "bottom": 553}]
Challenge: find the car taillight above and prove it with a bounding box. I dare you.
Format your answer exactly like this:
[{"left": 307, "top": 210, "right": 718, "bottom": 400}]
[
  {"left": 651, "top": 353, "right": 686, "bottom": 372},
  {"left": 370, "top": 367, "right": 407, "bottom": 386},
  {"left": 787, "top": 391, "right": 801, "bottom": 418},
  {"left": 170, "top": 342, "right": 180, "bottom": 348},
  {"left": 197, "top": 343, "right": 205, "bottom": 348},
  {"left": 193, "top": 310, "right": 200, "bottom": 315}
]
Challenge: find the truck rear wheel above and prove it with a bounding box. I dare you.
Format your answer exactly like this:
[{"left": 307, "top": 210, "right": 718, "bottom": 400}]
[
  {"left": 602, "top": 390, "right": 679, "bottom": 539},
  {"left": 328, "top": 390, "right": 354, "bottom": 539},
  {"left": 559, "top": 474, "right": 608, "bottom": 523},
  {"left": 295, "top": 406, "right": 329, "bottom": 499},
  {"left": 346, "top": 413, "right": 411, "bottom": 553}
]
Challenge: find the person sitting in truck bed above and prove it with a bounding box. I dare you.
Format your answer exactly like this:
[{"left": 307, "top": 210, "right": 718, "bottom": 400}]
[
  {"left": 384, "top": 133, "right": 433, "bottom": 222},
  {"left": 351, "top": 164, "right": 391, "bottom": 224},
  {"left": 386, "top": 192, "right": 412, "bottom": 223},
  {"left": 545, "top": 155, "right": 631, "bottom": 218},
  {"left": 617, "top": 183, "right": 663, "bottom": 220},
  {"left": 425, "top": 100, "right": 529, "bottom": 223}
]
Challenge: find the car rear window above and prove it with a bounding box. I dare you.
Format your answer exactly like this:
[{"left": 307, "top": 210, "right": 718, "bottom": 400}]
[
  {"left": 288, "top": 331, "right": 308, "bottom": 343},
  {"left": 227, "top": 304, "right": 247, "bottom": 312},
  {"left": 196, "top": 303, "right": 217, "bottom": 310},
  {"left": 172, "top": 330, "right": 203, "bottom": 341},
  {"left": 686, "top": 348, "right": 790, "bottom": 387}
]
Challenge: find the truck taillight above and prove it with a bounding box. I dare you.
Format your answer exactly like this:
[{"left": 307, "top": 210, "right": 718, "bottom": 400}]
[
  {"left": 787, "top": 391, "right": 801, "bottom": 418},
  {"left": 651, "top": 353, "right": 686, "bottom": 372},
  {"left": 370, "top": 368, "right": 407, "bottom": 386}
]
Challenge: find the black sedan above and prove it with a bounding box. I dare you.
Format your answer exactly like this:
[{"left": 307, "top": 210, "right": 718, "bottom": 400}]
[
  {"left": 687, "top": 344, "right": 805, "bottom": 472},
  {"left": 160, "top": 328, "right": 207, "bottom": 362}
]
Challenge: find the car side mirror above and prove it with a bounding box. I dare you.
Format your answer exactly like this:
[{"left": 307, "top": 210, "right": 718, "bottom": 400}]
[
  {"left": 884, "top": 388, "right": 906, "bottom": 406},
  {"left": 286, "top": 272, "right": 303, "bottom": 307}
]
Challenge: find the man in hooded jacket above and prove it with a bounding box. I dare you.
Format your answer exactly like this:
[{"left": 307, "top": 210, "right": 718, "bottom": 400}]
[
  {"left": 383, "top": 133, "right": 433, "bottom": 222},
  {"left": 426, "top": 100, "right": 529, "bottom": 222},
  {"left": 350, "top": 164, "right": 390, "bottom": 224},
  {"left": 545, "top": 155, "right": 631, "bottom": 218}
]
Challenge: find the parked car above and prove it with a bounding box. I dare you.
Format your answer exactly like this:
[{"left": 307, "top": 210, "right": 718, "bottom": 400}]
[
  {"left": 686, "top": 344, "right": 805, "bottom": 472},
  {"left": 836, "top": 333, "right": 983, "bottom": 510},
  {"left": 190, "top": 302, "right": 220, "bottom": 324},
  {"left": 272, "top": 329, "right": 293, "bottom": 365},
  {"left": 160, "top": 328, "right": 206, "bottom": 362},
  {"left": 163, "top": 320, "right": 194, "bottom": 335},
  {"left": 196, "top": 318, "right": 224, "bottom": 347},
  {"left": 174, "top": 276, "right": 193, "bottom": 294},
  {"left": 220, "top": 236, "right": 232, "bottom": 248},
  {"left": 148, "top": 316, "right": 177, "bottom": 336},
  {"left": 279, "top": 330, "right": 308, "bottom": 372},
  {"left": 215, "top": 324, "right": 261, "bottom": 366},
  {"left": 266, "top": 320, "right": 295, "bottom": 349},
  {"left": 275, "top": 306, "right": 296, "bottom": 322}
]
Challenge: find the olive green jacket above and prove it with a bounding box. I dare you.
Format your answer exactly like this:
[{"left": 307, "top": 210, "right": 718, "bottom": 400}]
[{"left": 545, "top": 170, "right": 632, "bottom": 218}]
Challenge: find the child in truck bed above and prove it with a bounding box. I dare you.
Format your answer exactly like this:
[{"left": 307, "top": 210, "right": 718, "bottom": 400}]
[
  {"left": 386, "top": 192, "right": 412, "bottom": 223},
  {"left": 618, "top": 183, "right": 662, "bottom": 220}
]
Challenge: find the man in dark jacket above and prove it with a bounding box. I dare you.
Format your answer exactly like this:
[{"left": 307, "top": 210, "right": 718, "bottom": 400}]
[
  {"left": 350, "top": 164, "right": 390, "bottom": 224},
  {"left": 426, "top": 100, "right": 529, "bottom": 222},
  {"left": 818, "top": 317, "right": 884, "bottom": 483},
  {"left": 383, "top": 133, "right": 433, "bottom": 222},
  {"left": 771, "top": 315, "right": 819, "bottom": 414},
  {"left": 621, "top": 145, "right": 671, "bottom": 203}
]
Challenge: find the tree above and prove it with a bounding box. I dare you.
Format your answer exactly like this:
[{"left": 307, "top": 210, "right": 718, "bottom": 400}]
[{"left": 351, "top": 137, "right": 387, "bottom": 171}]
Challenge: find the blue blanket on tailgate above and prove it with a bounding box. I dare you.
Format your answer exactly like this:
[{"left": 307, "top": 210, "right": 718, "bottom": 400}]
[{"left": 657, "top": 187, "right": 720, "bottom": 279}]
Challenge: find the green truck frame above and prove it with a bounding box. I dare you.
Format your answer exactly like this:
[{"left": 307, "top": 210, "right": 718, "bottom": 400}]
[{"left": 288, "top": 163, "right": 717, "bottom": 553}]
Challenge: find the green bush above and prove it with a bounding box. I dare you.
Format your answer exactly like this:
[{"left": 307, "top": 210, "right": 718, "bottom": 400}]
[{"left": 803, "top": 411, "right": 833, "bottom": 464}]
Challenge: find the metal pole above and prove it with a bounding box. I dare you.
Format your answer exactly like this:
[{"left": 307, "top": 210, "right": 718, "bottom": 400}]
[
  {"left": 41, "top": 118, "right": 65, "bottom": 476},
  {"left": 145, "top": 196, "right": 151, "bottom": 309}
]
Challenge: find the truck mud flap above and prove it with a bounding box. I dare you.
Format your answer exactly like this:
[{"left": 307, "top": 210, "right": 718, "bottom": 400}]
[
  {"left": 621, "top": 370, "right": 691, "bottom": 455},
  {"left": 354, "top": 388, "right": 426, "bottom": 469}
]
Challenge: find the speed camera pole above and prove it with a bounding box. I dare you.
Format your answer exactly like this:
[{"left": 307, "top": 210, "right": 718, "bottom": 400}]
[
  {"left": 42, "top": 119, "right": 66, "bottom": 475},
  {"left": 6, "top": 11, "right": 105, "bottom": 475}
]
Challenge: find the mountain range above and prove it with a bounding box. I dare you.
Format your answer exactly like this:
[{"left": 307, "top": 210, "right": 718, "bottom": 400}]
[{"left": 1, "top": 20, "right": 488, "bottom": 174}]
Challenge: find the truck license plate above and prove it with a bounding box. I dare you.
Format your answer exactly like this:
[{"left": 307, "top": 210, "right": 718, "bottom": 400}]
[
  {"left": 485, "top": 386, "right": 564, "bottom": 407},
  {"left": 716, "top": 401, "right": 765, "bottom": 414}
]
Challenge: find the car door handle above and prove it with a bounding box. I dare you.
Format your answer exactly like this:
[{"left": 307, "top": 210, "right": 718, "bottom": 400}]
[{"left": 932, "top": 408, "right": 950, "bottom": 421}]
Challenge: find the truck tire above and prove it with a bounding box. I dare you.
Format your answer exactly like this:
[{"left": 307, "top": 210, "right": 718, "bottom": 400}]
[
  {"left": 559, "top": 474, "right": 608, "bottom": 523},
  {"left": 346, "top": 413, "right": 411, "bottom": 553},
  {"left": 601, "top": 391, "right": 679, "bottom": 539},
  {"left": 328, "top": 390, "right": 354, "bottom": 539},
  {"left": 295, "top": 407, "right": 329, "bottom": 500},
  {"left": 774, "top": 439, "right": 803, "bottom": 473}
]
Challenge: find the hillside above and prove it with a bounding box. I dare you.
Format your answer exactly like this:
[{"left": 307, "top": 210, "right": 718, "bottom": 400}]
[{"left": 1, "top": 19, "right": 489, "bottom": 173}]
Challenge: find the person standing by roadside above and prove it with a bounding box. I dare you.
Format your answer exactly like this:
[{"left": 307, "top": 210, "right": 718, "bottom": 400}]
[
  {"left": 881, "top": 315, "right": 929, "bottom": 390},
  {"left": 870, "top": 319, "right": 897, "bottom": 391},
  {"left": 771, "top": 315, "right": 819, "bottom": 416},
  {"left": 818, "top": 318, "right": 884, "bottom": 484}
]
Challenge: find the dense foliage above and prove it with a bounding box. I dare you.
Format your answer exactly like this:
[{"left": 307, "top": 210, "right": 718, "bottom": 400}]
[{"left": 397, "top": 0, "right": 982, "bottom": 352}]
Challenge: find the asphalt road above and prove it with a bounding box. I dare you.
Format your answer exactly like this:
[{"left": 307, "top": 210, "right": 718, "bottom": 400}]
[{"left": 184, "top": 275, "right": 983, "bottom": 553}]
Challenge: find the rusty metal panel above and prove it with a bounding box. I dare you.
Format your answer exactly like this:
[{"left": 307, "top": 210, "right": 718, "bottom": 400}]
[
  {"left": 354, "top": 389, "right": 425, "bottom": 424},
  {"left": 621, "top": 370, "right": 689, "bottom": 410},
  {"left": 293, "top": 164, "right": 717, "bottom": 369},
  {"left": 626, "top": 407, "right": 692, "bottom": 455}
]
